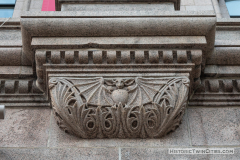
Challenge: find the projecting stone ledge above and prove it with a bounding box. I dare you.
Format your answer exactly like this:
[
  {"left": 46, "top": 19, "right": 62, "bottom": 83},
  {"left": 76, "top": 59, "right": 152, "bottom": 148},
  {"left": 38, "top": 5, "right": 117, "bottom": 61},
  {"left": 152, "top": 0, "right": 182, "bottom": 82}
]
[{"left": 49, "top": 76, "right": 189, "bottom": 138}]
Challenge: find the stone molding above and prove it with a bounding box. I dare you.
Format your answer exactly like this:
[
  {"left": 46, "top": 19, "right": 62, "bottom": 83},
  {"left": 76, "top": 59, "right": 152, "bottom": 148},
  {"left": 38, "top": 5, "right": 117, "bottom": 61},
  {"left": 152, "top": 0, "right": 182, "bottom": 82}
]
[
  {"left": 34, "top": 48, "right": 199, "bottom": 138},
  {"left": 0, "top": 79, "right": 50, "bottom": 107},
  {"left": 55, "top": 0, "right": 181, "bottom": 11},
  {"left": 0, "top": 18, "right": 21, "bottom": 29},
  {"left": 35, "top": 49, "right": 202, "bottom": 93},
  {"left": 49, "top": 76, "right": 189, "bottom": 138},
  {"left": 20, "top": 12, "right": 215, "bottom": 64},
  {"left": 0, "top": 48, "right": 31, "bottom": 66},
  {"left": 0, "top": 79, "right": 41, "bottom": 94},
  {"left": 189, "top": 79, "right": 240, "bottom": 106}
]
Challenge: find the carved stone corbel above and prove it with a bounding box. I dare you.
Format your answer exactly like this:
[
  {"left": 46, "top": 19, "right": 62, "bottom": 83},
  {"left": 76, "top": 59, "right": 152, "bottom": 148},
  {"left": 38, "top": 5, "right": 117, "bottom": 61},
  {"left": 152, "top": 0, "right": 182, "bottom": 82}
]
[
  {"left": 20, "top": 10, "right": 216, "bottom": 138},
  {"left": 49, "top": 76, "right": 189, "bottom": 138}
]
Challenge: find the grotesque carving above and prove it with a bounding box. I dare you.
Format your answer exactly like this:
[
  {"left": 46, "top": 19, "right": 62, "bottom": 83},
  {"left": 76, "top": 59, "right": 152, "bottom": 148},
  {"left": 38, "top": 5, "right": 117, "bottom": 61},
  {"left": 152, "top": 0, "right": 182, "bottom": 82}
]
[{"left": 49, "top": 77, "right": 189, "bottom": 138}]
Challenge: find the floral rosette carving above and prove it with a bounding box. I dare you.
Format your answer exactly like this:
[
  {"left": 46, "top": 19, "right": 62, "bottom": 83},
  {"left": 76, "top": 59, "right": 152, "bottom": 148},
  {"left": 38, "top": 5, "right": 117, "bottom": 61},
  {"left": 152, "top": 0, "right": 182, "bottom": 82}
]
[{"left": 49, "top": 77, "right": 189, "bottom": 138}]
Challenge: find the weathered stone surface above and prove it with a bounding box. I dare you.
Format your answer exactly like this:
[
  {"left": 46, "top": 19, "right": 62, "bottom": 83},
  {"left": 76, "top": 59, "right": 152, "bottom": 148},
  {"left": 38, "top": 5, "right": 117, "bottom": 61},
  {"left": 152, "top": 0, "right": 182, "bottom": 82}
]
[
  {"left": 62, "top": 3, "right": 175, "bottom": 12},
  {"left": 207, "top": 47, "right": 240, "bottom": 65},
  {"left": 0, "top": 66, "right": 21, "bottom": 79},
  {"left": 21, "top": 13, "right": 215, "bottom": 63},
  {"left": 186, "top": 5, "right": 214, "bottom": 11},
  {"left": 121, "top": 148, "right": 207, "bottom": 160},
  {"left": 0, "top": 30, "right": 22, "bottom": 47},
  {"left": 0, "top": 108, "right": 51, "bottom": 147},
  {"left": 121, "top": 147, "right": 240, "bottom": 160},
  {"left": 57, "top": 0, "right": 181, "bottom": 11},
  {"left": 188, "top": 107, "right": 240, "bottom": 145},
  {"left": 208, "top": 148, "right": 240, "bottom": 160},
  {"left": 0, "top": 148, "right": 118, "bottom": 160},
  {"left": 0, "top": 48, "right": 22, "bottom": 66},
  {"left": 49, "top": 77, "right": 189, "bottom": 138},
  {"left": 31, "top": 36, "right": 207, "bottom": 47}
]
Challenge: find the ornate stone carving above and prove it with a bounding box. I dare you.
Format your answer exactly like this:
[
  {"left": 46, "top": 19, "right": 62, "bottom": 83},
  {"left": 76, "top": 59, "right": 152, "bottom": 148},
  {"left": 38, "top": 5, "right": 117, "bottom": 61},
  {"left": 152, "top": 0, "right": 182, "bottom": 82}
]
[
  {"left": 49, "top": 77, "right": 189, "bottom": 138},
  {"left": 35, "top": 49, "right": 202, "bottom": 93}
]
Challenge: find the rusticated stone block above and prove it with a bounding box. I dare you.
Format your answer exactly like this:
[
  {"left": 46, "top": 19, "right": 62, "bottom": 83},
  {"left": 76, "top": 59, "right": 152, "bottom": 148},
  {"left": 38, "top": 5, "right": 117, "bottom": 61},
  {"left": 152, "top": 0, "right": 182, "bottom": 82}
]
[
  {"left": 163, "top": 50, "right": 173, "bottom": 63},
  {"left": 93, "top": 50, "right": 102, "bottom": 64},
  {"left": 177, "top": 50, "right": 187, "bottom": 63},
  {"left": 149, "top": 50, "right": 159, "bottom": 63},
  {"left": 135, "top": 51, "right": 145, "bottom": 64}
]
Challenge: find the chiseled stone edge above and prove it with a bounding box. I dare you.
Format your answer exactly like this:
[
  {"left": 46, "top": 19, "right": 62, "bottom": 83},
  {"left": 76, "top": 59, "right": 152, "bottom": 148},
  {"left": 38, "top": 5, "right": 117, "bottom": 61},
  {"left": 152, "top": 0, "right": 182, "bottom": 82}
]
[{"left": 55, "top": 0, "right": 181, "bottom": 11}]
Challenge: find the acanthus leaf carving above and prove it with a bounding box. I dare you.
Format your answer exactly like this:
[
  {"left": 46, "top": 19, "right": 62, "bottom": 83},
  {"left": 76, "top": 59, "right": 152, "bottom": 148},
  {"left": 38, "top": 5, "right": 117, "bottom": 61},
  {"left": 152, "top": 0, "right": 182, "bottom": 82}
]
[{"left": 49, "top": 77, "right": 189, "bottom": 138}]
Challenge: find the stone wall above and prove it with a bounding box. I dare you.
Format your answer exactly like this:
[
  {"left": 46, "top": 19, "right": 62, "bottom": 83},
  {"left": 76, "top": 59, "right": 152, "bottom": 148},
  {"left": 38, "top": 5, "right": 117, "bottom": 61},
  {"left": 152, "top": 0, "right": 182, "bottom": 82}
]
[
  {"left": 1, "top": 107, "right": 240, "bottom": 159},
  {"left": 1, "top": 0, "right": 240, "bottom": 159}
]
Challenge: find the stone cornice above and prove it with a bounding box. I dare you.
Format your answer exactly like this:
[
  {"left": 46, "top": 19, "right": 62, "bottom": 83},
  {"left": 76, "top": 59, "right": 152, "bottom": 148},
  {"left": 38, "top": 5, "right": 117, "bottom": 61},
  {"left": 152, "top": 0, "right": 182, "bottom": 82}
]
[
  {"left": 20, "top": 11, "right": 216, "bottom": 64},
  {"left": 0, "top": 79, "right": 50, "bottom": 107},
  {"left": 55, "top": 0, "right": 181, "bottom": 11},
  {"left": 35, "top": 49, "right": 202, "bottom": 96},
  {"left": 21, "top": 11, "right": 215, "bottom": 18},
  {"left": 189, "top": 79, "right": 240, "bottom": 106}
]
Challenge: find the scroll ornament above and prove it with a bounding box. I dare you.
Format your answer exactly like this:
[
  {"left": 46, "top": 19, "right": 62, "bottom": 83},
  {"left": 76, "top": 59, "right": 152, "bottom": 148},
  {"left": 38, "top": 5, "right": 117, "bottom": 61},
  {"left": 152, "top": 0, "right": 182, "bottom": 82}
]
[{"left": 49, "top": 77, "right": 189, "bottom": 138}]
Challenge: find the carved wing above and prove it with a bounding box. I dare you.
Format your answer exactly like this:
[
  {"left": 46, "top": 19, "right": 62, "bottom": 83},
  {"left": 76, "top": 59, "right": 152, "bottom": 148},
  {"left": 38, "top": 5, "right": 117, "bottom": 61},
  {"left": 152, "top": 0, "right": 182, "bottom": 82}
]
[
  {"left": 69, "top": 77, "right": 114, "bottom": 106},
  {"left": 127, "top": 77, "right": 168, "bottom": 106}
]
